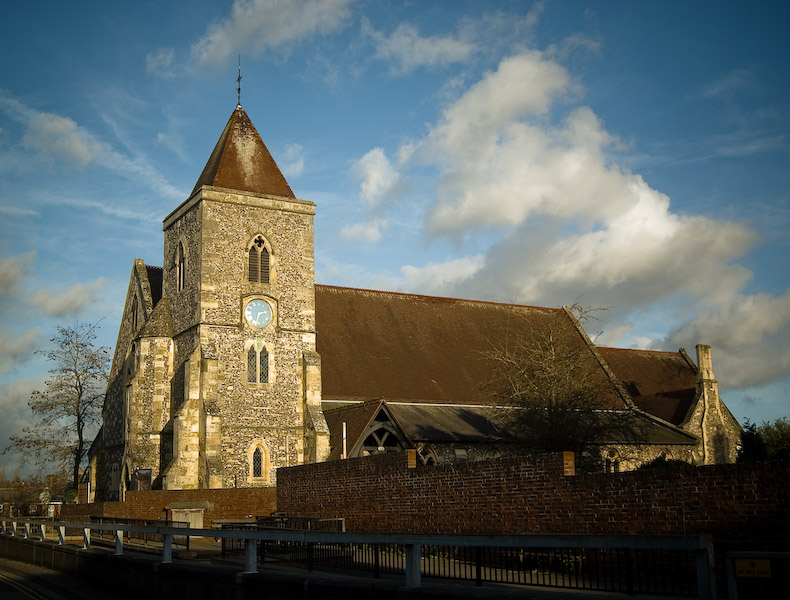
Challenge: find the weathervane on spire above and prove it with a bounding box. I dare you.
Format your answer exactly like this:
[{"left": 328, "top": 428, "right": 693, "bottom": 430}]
[{"left": 237, "top": 56, "right": 242, "bottom": 106}]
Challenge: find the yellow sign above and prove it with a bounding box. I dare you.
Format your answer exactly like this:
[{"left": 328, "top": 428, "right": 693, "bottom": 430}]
[{"left": 735, "top": 559, "right": 772, "bottom": 578}]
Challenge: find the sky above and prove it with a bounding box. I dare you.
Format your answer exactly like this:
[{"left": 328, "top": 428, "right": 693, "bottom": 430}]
[{"left": 1, "top": 0, "right": 788, "bottom": 474}]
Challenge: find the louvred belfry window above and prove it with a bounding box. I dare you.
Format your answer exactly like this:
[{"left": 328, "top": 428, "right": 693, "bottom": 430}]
[{"left": 248, "top": 236, "right": 270, "bottom": 283}]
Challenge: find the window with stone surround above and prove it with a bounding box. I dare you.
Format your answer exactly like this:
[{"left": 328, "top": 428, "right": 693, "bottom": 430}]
[
  {"left": 176, "top": 241, "right": 186, "bottom": 292},
  {"left": 247, "top": 235, "right": 271, "bottom": 284},
  {"left": 247, "top": 439, "right": 270, "bottom": 483},
  {"left": 246, "top": 342, "right": 270, "bottom": 384}
]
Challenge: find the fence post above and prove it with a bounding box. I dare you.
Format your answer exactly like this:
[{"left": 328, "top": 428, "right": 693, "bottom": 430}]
[
  {"left": 82, "top": 527, "right": 90, "bottom": 549},
  {"left": 374, "top": 543, "right": 381, "bottom": 579},
  {"left": 39, "top": 524, "right": 46, "bottom": 542},
  {"left": 475, "top": 546, "right": 482, "bottom": 586},
  {"left": 625, "top": 547, "right": 634, "bottom": 596},
  {"left": 11, "top": 521, "right": 18, "bottom": 536},
  {"left": 244, "top": 539, "right": 257, "bottom": 573},
  {"left": 307, "top": 542, "right": 314, "bottom": 573},
  {"left": 162, "top": 534, "right": 173, "bottom": 564},
  {"left": 23, "top": 523, "right": 31, "bottom": 539},
  {"left": 695, "top": 537, "right": 717, "bottom": 600},
  {"left": 114, "top": 530, "right": 124, "bottom": 556},
  {"left": 405, "top": 543, "right": 422, "bottom": 588},
  {"left": 58, "top": 526, "right": 65, "bottom": 545}
]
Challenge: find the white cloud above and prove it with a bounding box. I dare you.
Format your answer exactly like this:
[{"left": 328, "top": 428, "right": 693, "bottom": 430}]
[
  {"left": 0, "top": 92, "right": 184, "bottom": 200},
  {"left": 340, "top": 218, "right": 388, "bottom": 243},
  {"left": 22, "top": 112, "right": 106, "bottom": 168},
  {"left": 146, "top": 47, "right": 175, "bottom": 77},
  {"left": 280, "top": 143, "right": 305, "bottom": 178},
  {"left": 0, "top": 329, "right": 41, "bottom": 377},
  {"left": 191, "top": 0, "right": 353, "bottom": 67},
  {"left": 364, "top": 21, "right": 476, "bottom": 74},
  {"left": 401, "top": 256, "right": 484, "bottom": 295},
  {"left": 31, "top": 278, "right": 106, "bottom": 318},
  {"left": 0, "top": 253, "right": 34, "bottom": 294},
  {"left": 353, "top": 147, "right": 400, "bottom": 208}
]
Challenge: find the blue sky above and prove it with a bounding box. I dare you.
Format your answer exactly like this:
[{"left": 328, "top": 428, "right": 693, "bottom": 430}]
[{"left": 1, "top": 1, "right": 788, "bottom": 473}]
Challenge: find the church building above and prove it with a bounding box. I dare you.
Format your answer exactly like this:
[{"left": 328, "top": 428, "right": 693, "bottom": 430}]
[{"left": 88, "top": 104, "right": 741, "bottom": 501}]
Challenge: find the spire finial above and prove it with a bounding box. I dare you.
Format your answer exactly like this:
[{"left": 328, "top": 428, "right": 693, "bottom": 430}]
[{"left": 237, "top": 56, "right": 242, "bottom": 107}]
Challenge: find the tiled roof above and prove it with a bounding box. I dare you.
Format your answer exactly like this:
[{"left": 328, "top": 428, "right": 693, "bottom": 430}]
[
  {"left": 323, "top": 399, "right": 386, "bottom": 461},
  {"left": 597, "top": 347, "right": 698, "bottom": 425},
  {"left": 191, "top": 105, "right": 295, "bottom": 198},
  {"left": 315, "top": 285, "right": 623, "bottom": 407}
]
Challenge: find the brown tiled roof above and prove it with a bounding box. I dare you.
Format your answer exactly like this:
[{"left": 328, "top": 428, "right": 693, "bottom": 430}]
[
  {"left": 597, "top": 347, "right": 698, "bottom": 425},
  {"left": 315, "top": 285, "right": 623, "bottom": 407},
  {"left": 191, "top": 105, "right": 295, "bottom": 198}
]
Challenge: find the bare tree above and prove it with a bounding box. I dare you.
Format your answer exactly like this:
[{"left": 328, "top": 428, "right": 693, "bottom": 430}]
[
  {"left": 483, "top": 310, "right": 642, "bottom": 465},
  {"left": 5, "top": 322, "right": 109, "bottom": 493}
]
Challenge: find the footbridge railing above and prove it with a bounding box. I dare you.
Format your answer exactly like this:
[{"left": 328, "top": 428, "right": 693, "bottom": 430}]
[{"left": 0, "top": 518, "right": 716, "bottom": 599}]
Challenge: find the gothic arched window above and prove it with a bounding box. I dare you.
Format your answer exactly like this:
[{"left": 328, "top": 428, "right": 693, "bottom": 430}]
[
  {"left": 248, "top": 236, "right": 270, "bottom": 284},
  {"left": 247, "top": 440, "right": 270, "bottom": 482},
  {"left": 246, "top": 343, "right": 269, "bottom": 384}
]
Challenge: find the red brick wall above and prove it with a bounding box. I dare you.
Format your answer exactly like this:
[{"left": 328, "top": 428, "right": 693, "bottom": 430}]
[
  {"left": 62, "top": 487, "right": 276, "bottom": 525},
  {"left": 276, "top": 452, "right": 790, "bottom": 541}
]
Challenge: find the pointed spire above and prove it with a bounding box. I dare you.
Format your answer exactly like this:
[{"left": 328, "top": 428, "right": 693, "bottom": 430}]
[{"left": 191, "top": 105, "right": 295, "bottom": 198}]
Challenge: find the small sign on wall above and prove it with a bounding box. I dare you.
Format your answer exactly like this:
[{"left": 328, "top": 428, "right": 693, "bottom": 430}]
[
  {"left": 735, "top": 559, "right": 772, "bottom": 578},
  {"left": 563, "top": 451, "right": 575, "bottom": 476}
]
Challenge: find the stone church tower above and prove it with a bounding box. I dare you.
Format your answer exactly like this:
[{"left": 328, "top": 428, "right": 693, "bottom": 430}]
[{"left": 90, "top": 104, "right": 329, "bottom": 500}]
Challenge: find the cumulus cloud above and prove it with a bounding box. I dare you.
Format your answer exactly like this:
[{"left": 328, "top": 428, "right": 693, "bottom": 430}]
[
  {"left": 401, "top": 256, "right": 485, "bottom": 296},
  {"left": 192, "top": 0, "right": 353, "bottom": 67},
  {"left": 360, "top": 49, "right": 790, "bottom": 394},
  {"left": 0, "top": 253, "right": 34, "bottom": 294},
  {"left": 31, "top": 278, "right": 106, "bottom": 318},
  {"left": 353, "top": 147, "right": 401, "bottom": 208},
  {"left": 22, "top": 112, "right": 105, "bottom": 168},
  {"left": 340, "top": 218, "right": 388, "bottom": 243},
  {"left": 364, "top": 20, "right": 475, "bottom": 74},
  {"left": 0, "top": 329, "right": 41, "bottom": 377}
]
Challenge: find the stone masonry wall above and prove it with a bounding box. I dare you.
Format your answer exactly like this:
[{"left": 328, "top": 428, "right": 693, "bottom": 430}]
[{"left": 277, "top": 452, "right": 790, "bottom": 542}]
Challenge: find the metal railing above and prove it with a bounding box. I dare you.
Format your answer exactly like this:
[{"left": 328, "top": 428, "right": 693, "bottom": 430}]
[{"left": 0, "top": 518, "right": 716, "bottom": 599}]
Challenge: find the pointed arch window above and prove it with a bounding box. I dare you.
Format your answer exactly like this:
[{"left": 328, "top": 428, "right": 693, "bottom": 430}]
[
  {"left": 247, "top": 440, "right": 271, "bottom": 482},
  {"left": 176, "top": 242, "right": 186, "bottom": 292},
  {"left": 246, "top": 342, "right": 269, "bottom": 384},
  {"left": 248, "top": 236, "right": 270, "bottom": 283}
]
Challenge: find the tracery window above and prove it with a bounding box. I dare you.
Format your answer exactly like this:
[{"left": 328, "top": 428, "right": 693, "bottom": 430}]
[
  {"left": 248, "top": 235, "right": 270, "bottom": 283},
  {"left": 246, "top": 343, "right": 269, "bottom": 384}
]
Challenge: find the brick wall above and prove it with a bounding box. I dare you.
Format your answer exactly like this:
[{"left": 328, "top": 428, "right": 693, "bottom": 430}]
[
  {"left": 62, "top": 487, "right": 276, "bottom": 525},
  {"left": 276, "top": 452, "right": 790, "bottom": 542}
]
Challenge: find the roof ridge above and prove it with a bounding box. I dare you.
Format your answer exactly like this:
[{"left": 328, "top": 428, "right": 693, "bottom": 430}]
[
  {"left": 315, "top": 283, "right": 563, "bottom": 311},
  {"left": 598, "top": 346, "right": 682, "bottom": 355}
]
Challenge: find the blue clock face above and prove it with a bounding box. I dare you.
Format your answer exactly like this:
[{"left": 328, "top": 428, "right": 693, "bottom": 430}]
[{"left": 244, "top": 299, "right": 273, "bottom": 328}]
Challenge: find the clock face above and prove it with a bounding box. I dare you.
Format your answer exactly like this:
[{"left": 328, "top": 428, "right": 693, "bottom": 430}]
[{"left": 244, "top": 299, "right": 273, "bottom": 328}]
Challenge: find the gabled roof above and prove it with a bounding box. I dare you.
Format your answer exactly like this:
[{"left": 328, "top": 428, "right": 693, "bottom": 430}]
[
  {"left": 597, "top": 347, "right": 698, "bottom": 426},
  {"left": 191, "top": 104, "right": 295, "bottom": 198},
  {"left": 315, "top": 284, "right": 623, "bottom": 407}
]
